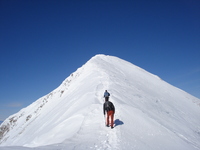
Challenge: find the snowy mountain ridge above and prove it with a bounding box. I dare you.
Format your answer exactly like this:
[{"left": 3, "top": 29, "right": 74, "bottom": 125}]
[
  {"left": 0, "top": 54, "right": 200, "bottom": 150},
  {"left": 0, "top": 56, "right": 88, "bottom": 144}
]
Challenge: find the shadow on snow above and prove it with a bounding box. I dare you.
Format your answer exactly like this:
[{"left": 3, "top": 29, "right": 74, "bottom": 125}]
[{"left": 114, "top": 119, "right": 124, "bottom": 127}]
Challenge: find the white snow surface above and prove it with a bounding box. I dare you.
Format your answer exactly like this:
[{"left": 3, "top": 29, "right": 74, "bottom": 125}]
[{"left": 0, "top": 54, "right": 200, "bottom": 150}]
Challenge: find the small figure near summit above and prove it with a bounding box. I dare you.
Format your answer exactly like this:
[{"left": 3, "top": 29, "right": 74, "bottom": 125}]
[
  {"left": 104, "top": 90, "right": 110, "bottom": 101},
  {"left": 103, "top": 97, "right": 115, "bottom": 129}
]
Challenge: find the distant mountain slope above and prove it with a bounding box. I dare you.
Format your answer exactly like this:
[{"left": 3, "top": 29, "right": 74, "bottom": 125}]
[{"left": 0, "top": 54, "right": 200, "bottom": 150}]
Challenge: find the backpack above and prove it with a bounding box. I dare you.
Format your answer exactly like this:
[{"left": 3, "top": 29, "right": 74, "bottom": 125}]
[{"left": 105, "top": 101, "right": 113, "bottom": 112}]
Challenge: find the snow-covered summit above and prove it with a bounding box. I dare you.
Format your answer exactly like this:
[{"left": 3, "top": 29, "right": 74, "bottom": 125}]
[{"left": 0, "top": 54, "right": 200, "bottom": 150}]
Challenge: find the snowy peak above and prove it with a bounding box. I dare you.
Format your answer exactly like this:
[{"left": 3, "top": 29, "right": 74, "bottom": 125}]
[{"left": 0, "top": 54, "right": 200, "bottom": 150}]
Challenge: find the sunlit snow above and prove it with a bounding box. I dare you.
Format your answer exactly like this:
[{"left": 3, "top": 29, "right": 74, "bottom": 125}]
[{"left": 0, "top": 54, "right": 200, "bottom": 150}]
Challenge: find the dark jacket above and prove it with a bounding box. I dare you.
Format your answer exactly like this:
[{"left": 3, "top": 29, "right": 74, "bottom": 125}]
[{"left": 103, "top": 101, "right": 115, "bottom": 115}]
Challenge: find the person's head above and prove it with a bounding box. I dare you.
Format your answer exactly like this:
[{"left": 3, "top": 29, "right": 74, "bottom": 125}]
[{"left": 105, "top": 90, "right": 107, "bottom": 92}]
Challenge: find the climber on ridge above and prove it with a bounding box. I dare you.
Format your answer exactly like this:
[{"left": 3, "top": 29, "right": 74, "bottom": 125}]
[
  {"left": 104, "top": 90, "right": 110, "bottom": 101},
  {"left": 103, "top": 96, "right": 115, "bottom": 129}
]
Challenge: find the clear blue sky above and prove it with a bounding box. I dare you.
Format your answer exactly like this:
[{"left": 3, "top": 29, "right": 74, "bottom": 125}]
[{"left": 0, "top": 0, "right": 199, "bottom": 121}]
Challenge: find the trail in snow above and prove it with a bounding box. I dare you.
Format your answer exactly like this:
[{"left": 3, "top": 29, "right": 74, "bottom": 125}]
[{"left": 59, "top": 81, "right": 122, "bottom": 150}]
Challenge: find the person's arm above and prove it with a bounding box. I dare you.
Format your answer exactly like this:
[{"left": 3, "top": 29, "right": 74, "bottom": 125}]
[{"left": 103, "top": 103, "right": 105, "bottom": 115}]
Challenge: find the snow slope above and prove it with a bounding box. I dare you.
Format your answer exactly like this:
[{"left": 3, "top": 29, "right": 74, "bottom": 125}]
[{"left": 0, "top": 54, "right": 200, "bottom": 150}]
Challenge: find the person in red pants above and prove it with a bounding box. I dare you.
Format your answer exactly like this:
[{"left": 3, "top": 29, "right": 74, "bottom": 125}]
[{"left": 103, "top": 98, "right": 115, "bottom": 129}]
